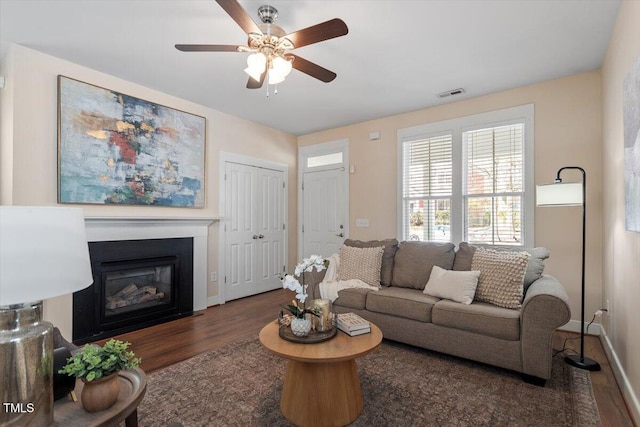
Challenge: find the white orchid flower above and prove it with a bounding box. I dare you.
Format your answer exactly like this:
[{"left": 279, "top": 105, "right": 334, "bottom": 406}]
[
  {"left": 281, "top": 274, "right": 302, "bottom": 293},
  {"left": 296, "top": 292, "right": 307, "bottom": 304},
  {"left": 283, "top": 256, "right": 325, "bottom": 310}
]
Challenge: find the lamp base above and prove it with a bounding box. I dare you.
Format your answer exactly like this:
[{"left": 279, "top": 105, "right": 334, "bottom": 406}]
[
  {"left": 565, "top": 354, "right": 601, "bottom": 371},
  {"left": 0, "top": 302, "right": 54, "bottom": 426}
]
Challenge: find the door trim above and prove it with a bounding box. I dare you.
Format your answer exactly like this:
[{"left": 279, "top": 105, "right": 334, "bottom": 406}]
[
  {"left": 298, "top": 139, "right": 349, "bottom": 260},
  {"left": 218, "top": 151, "right": 289, "bottom": 304}
]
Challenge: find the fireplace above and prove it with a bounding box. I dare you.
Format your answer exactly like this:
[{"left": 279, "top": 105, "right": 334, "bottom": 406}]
[{"left": 73, "top": 238, "right": 194, "bottom": 344}]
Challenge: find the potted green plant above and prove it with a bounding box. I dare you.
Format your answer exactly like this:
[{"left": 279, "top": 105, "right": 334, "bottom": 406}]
[{"left": 59, "top": 339, "right": 141, "bottom": 412}]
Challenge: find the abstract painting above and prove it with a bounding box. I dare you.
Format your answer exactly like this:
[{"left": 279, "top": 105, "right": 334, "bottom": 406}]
[
  {"left": 58, "top": 76, "right": 206, "bottom": 207},
  {"left": 624, "top": 57, "right": 640, "bottom": 232}
]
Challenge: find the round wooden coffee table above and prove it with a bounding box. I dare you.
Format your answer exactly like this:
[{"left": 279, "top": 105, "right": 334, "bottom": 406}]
[{"left": 259, "top": 321, "right": 382, "bottom": 427}]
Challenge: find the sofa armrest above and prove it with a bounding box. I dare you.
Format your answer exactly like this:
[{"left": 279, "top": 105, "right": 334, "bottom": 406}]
[
  {"left": 520, "top": 274, "right": 571, "bottom": 379},
  {"left": 305, "top": 270, "right": 328, "bottom": 300}
]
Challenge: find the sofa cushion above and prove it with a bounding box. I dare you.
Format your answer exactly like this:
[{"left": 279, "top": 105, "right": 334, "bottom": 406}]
[
  {"left": 337, "top": 245, "right": 384, "bottom": 287},
  {"left": 432, "top": 299, "right": 521, "bottom": 341},
  {"left": 423, "top": 266, "right": 481, "bottom": 305},
  {"left": 333, "top": 288, "right": 373, "bottom": 310},
  {"left": 344, "top": 238, "right": 398, "bottom": 286},
  {"left": 366, "top": 287, "right": 439, "bottom": 323},
  {"left": 391, "top": 241, "right": 456, "bottom": 290},
  {"left": 453, "top": 242, "right": 550, "bottom": 293},
  {"left": 471, "top": 248, "right": 530, "bottom": 309}
]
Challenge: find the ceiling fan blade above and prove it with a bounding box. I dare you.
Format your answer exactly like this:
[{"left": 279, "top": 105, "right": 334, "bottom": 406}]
[
  {"left": 175, "top": 44, "right": 242, "bottom": 52},
  {"left": 247, "top": 72, "right": 266, "bottom": 89},
  {"left": 290, "top": 55, "right": 337, "bottom": 83},
  {"left": 215, "top": 0, "right": 262, "bottom": 35},
  {"left": 285, "top": 18, "right": 348, "bottom": 49}
]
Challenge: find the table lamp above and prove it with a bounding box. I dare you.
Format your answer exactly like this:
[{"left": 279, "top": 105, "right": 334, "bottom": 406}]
[
  {"left": 536, "top": 166, "right": 600, "bottom": 371},
  {"left": 0, "top": 206, "right": 94, "bottom": 425}
]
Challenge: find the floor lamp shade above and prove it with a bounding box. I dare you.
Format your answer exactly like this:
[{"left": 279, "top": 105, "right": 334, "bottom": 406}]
[
  {"left": 0, "top": 206, "right": 94, "bottom": 426},
  {"left": 536, "top": 182, "right": 583, "bottom": 206}
]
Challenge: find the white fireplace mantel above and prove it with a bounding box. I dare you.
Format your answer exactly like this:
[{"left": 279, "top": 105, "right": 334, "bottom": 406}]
[
  {"left": 45, "top": 216, "right": 219, "bottom": 340},
  {"left": 84, "top": 216, "right": 219, "bottom": 241}
]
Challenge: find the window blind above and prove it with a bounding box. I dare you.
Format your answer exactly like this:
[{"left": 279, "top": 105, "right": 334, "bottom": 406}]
[
  {"left": 463, "top": 123, "right": 524, "bottom": 245},
  {"left": 401, "top": 134, "right": 452, "bottom": 242}
]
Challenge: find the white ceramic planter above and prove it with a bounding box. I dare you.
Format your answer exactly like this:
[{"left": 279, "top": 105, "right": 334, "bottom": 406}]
[{"left": 290, "top": 317, "right": 312, "bottom": 337}]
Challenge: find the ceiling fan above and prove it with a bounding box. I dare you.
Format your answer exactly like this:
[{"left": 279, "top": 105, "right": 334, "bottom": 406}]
[{"left": 175, "top": 0, "right": 348, "bottom": 89}]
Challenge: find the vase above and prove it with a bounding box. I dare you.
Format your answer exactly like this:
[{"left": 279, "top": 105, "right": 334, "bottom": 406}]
[
  {"left": 290, "top": 317, "right": 312, "bottom": 337},
  {"left": 81, "top": 373, "right": 120, "bottom": 412}
]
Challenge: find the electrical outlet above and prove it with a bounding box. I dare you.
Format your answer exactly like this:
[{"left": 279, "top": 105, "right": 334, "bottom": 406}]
[
  {"left": 210, "top": 271, "right": 217, "bottom": 282},
  {"left": 606, "top": 299, "right": 611, "bottom": 317}
]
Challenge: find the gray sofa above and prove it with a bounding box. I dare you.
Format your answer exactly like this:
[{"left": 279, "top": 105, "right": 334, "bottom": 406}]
[{"left": 309, "top": 239, "right": 571, "bottom": 385}]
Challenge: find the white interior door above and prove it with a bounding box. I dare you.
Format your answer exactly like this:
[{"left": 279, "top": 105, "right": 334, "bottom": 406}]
[
  {"left": 302, "top": 168, "right": 346, "bottom": 259},
  {"left": 224, "top": 161, "right": 286, "bottom": 301},
  {"left": 256, "top": 168, "right": 286, "bottom": 293},
  {"left": 225, "top": 162, "right": 258, "bottom": 301}
]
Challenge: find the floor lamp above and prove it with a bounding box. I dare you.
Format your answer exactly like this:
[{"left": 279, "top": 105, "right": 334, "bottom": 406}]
[{"left": 536, "top": 166, "right": 601, "bottom": 371}]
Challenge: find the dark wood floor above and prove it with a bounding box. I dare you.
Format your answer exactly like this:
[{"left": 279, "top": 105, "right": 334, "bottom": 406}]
[{"left": 102, "top": 289, "right": 635, "bottom": 426}]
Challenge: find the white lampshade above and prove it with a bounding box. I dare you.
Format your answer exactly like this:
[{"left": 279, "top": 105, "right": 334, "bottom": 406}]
[
  {"left": 244, "top": 52, "right": 266, "bottom": 82},
  {"left": 0, "top": 206, "right": 93, "bottom": 306},
  {"left": 536, "top": 182, "right": 583, "bottom": 206},
  {"left": 268, "top": 56, "right": 293, "bottom": 85}
]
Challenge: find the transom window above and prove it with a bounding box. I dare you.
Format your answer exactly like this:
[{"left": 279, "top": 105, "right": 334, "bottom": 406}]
[{"left": 398, "top": 105, "right": 534, "bottom": 247}]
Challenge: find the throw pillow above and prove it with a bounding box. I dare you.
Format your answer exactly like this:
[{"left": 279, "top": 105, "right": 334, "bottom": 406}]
[
  {"left": 423, "top": 266, "right": 481, "bottom": 305},
  {"left": 391, "top": 241, "right": 456, "bottom": 290},
  {"left": 337, "top": 245, "right": 384, "bottom": 287},
  {"left": 454, "top": 242, "right": 550, "bottom": 293},
  {"left": 471, "top": 247, "right": 530, "bottom": 309},
  {"left": 344, "top": 238, "right": 398, "bottom": 286}
]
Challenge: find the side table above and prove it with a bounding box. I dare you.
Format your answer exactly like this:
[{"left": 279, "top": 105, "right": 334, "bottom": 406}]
[{"left": 53, "top": 368, "right": 147, "bottom": 427}]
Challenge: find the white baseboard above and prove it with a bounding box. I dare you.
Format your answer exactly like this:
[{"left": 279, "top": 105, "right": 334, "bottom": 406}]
[
  {"left": 599, "top": 326, "right": 640, "bottom": 426},
  {"left": 558, "top": 319, "right": 602, "bottom": 336},
  {"left": 207, "top": 296, "right": 220, "bottom": 307}
]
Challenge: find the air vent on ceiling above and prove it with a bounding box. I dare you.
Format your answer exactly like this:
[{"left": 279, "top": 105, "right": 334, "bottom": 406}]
[{"left": 437, "top": 88, "right": 465, "bottom": 99}]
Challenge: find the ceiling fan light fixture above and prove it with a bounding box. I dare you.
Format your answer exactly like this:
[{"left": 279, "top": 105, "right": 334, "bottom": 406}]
[
  {"left": 268, "top": 55, "right": 293, "bottom": 84},
  {"left": 244, "top": 52, "right": 266, "bottom": 81},
  {"left": 271, "top": 56, "right": 292, "bottom": 78}
]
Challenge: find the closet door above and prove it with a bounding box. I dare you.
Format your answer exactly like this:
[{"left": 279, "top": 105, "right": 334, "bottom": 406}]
[
  {"left": 255, "top": 168, "right": 286, "bottom": 294},
  {"left": 224, "top": 162, "right": 286, "bottom": 301},
  {"left": 224, "top": 162, "right": 258, "bottom": 301}
]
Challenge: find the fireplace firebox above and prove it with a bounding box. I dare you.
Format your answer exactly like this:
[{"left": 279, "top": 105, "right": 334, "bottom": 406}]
[{"left": 73, "top": 238, "right": 194, "bottom": 344}]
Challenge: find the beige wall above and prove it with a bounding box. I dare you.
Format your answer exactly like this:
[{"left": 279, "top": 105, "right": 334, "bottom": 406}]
[
  {"left": 601, "top": 0, "right": 640, "bottom": 422},
  {"left": 299, "top": 71, "right": 604, "bottom": 334},
  {"left": 0, "top": 44, "right": 298, "bottom": 308}
]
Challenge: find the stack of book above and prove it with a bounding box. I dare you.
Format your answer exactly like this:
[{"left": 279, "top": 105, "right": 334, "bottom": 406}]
[{"left": 336, "top": 313, "right": 371, "bottom": 336}]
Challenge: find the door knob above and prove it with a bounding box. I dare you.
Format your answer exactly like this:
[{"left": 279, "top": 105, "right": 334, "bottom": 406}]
[
  {"left": 252, "top": 235, "right": 259, "bottom": 239},
  {"left": 258, "top": 234, "right": 265, "bottom": 239},
  {"left": 336, "top": 233, "right": 344, "bottom": 237}
]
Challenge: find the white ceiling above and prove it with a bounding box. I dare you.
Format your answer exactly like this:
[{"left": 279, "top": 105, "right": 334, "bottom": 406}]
[{"left": 0, "top": 0, "right": 621, "bottom": 136}]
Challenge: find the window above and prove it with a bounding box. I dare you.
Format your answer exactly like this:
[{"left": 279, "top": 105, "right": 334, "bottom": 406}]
[
  {"left": 464, "top": 124, "right": 524, "bottom": 245},
  {"left": 401, "top": 134, "right": 452, "bottom": 242},
  {"left": 306, "top": 152, "right": 343, "bottom": 169},
  {"left": 398, "top": 104, "right": 534, "bottom": 247}
]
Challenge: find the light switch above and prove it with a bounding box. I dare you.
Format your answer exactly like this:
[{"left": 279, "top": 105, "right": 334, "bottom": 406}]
[{"left": 355, "top": 218, "right": 369, "bottom": 227}]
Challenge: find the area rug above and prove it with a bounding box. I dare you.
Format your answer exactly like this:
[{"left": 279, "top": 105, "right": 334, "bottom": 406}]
[{"left": 137, "top": 338, "right": 601, "bottom": 426}]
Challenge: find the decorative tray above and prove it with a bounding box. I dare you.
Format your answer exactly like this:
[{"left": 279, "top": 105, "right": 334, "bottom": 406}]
[{"left": 278, "top": 325, "right": 337, "bottom": 344}]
